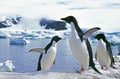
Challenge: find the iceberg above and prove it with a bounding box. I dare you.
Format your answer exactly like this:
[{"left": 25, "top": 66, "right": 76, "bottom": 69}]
[
  {"left": 11, "top": 16, "right": 22, "bottom": 25},
  {"left": 9, "top": 37, "right": 30, "bottom": 45},
  {"left": 0, "top": 60, "right": 15, "bottom": 72}
]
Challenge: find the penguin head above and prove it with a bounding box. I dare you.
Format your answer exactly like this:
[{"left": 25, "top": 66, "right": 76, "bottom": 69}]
[
  {"left": 61, "top": 16, "right": 76, "bottom": 23},
  {"left": 52, "top": 36, "right": 62, "bottom": 43},
  {"left": 94, "top": 33, "right": 106, "bottom": 40}
]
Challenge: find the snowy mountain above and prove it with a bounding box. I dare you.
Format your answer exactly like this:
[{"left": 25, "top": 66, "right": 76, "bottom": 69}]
[
  {"left": 39, "top": 18, "right": 67, "bottom": 30},
  {"left": 0, "top": 16, "right": 22, "bottom": 28}
]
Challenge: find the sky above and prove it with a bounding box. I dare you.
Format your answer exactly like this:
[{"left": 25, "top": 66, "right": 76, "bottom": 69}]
[{"left": 0, "top": 0, "right": 120, "bottom": 32}]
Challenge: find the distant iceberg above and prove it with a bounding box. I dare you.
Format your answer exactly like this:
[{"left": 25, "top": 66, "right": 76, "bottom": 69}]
[
  {"left": 0, "top": 31, "right": 11, "bottom": 38},
  {"left": 9, "top": 37, "right": 30, "bottom": 45}
]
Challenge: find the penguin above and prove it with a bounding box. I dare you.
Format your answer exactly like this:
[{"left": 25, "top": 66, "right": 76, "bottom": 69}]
[
  {"left": 94, "top": 33, "right": 116, "bottom": 70},
  {"left": 29, "top": 36, "right": 62, "bottom": 71},
  {"left": 61, "top": 16, "right": 102, "bottom": 74}
]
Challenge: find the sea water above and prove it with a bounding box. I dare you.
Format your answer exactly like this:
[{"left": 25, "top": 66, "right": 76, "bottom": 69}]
[{"left": 0, "top": 38, "right": 119, "bottom": 73}]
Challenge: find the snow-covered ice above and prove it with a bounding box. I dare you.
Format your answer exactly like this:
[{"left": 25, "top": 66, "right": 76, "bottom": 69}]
[
  {"left": 0, "top": 60, "right": 15, "bottom": 72},
  {"left": 0, "top": 67, "right": 120, "bottom": 79}
]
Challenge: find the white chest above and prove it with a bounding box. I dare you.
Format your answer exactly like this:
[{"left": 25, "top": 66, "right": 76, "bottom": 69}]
[
  {"left": 68, "top": 23, "right": 89, "bottom": 68},
  {"left": 96, "top": 39, "right": 107, "bottom": 54},
  {"left": 96, "top": 39, "right": 111, "bottom": 67},
  {"left": 41, "top": 44, "right": 57, "bottom": 70},
  {"left": 69, "top": 36, "right": 89, "bottom": 69}
]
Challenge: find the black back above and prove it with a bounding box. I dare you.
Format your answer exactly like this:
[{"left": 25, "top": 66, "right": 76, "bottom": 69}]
[{"left": 61, "top": 16, "right": 102, "bottom": 74}]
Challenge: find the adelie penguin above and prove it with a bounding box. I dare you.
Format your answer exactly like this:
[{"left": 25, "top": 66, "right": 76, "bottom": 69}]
[
  {"left": 61, "top": 16, "right": 102, "bottom": 74},
  {"left": 29, "top": 36, "right": 62, "bottom": 71},
  {"left": 94, "top": 33, "right": 116, "bottom": 70}
]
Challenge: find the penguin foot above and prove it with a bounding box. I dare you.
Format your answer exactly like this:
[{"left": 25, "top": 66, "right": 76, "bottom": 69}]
[
  {"left": 76, "top": 68, "right": 85, "bottom": 74},
  {"left": 101, "top": 66, "right": 108, "bottom": 70}
]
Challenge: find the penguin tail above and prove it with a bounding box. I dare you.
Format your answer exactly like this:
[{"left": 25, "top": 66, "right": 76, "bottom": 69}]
[
  {"left": 91, "top": 66, "right": 102, "bottom": 75},
  {"left": 110, "top": 65, "right": 117, "bottom": 69},
  {"left": 37, "top": 67, "right": 42, "bottom": 71}
]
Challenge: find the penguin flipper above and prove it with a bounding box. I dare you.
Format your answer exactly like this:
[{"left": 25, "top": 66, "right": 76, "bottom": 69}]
[
  {"left": 110, "top": 65, "right": 117, "bottom": 69},
  {"left": 83, "top": 27, "right": 101, "bottom": 39},
  {"left": 29, "top": 48, "right": 45, "bottom": 53}
]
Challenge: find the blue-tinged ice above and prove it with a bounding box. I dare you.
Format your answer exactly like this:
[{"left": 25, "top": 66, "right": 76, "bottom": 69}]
[{"left": 9, "top": 37, "right": 30, "bottom": 45}]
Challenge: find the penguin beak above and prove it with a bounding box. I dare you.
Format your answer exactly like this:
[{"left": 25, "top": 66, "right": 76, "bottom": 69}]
[
  {"left": 59, "top": 37, "right": 62, "bottom": 40},
  {"left": 56, "top": 37, "right": 62, "bottom": 42},
  {"left": 61, "top": 17, "right": 66, "bottom": 21}
]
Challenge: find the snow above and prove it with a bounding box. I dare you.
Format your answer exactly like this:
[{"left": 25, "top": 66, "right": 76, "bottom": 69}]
[
  {"left": 114, "top": 56, "right": 120, "bottom": 62},
  {"left": 0, "top": 67, "right": 120, "bottom": 79}
]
